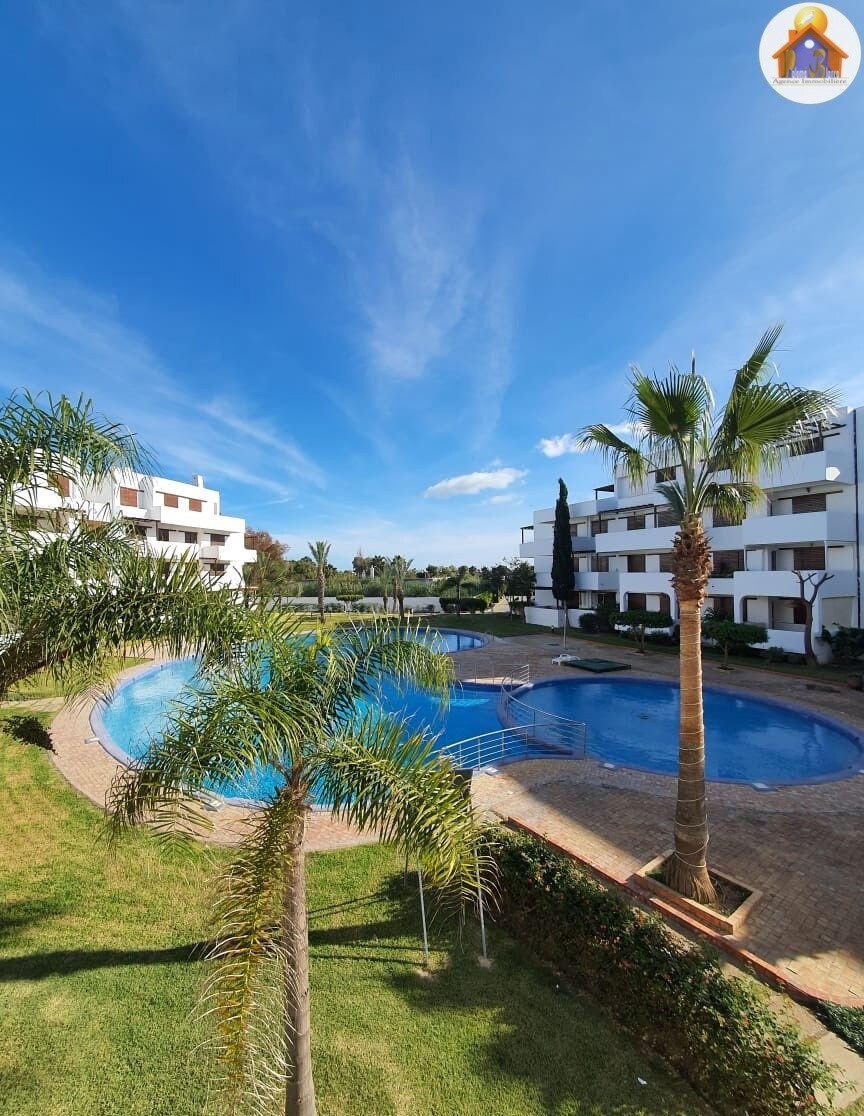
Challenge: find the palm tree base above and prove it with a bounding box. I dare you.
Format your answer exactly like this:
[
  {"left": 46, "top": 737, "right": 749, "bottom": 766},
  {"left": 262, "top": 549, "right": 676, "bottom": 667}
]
[{"left": 664, "top": 853, "right": 718, "bottom": 906}]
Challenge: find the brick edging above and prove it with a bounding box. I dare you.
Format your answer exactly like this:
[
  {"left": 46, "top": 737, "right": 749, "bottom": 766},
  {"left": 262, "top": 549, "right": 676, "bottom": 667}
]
[{"left": 506, "top": 816, "right": 864, "bottom": 1010}]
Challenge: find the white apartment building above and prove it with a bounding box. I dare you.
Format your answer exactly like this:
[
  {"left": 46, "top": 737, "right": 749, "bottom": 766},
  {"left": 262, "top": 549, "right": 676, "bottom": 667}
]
[
  {"left": 520, "top": 407, "right": 864, "bottom": 655},
  {"left": 17, "top": 470, "right": 256, "bottom": 589}
]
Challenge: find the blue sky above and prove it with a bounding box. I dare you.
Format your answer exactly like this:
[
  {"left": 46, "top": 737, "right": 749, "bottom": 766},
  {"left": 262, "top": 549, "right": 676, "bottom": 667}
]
[{"left": 2, "top": 1, "right": 863, "bottom": 568}]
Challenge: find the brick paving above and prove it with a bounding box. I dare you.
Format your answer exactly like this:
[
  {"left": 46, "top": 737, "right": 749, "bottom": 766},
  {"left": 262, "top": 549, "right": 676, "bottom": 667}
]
[{"left": 38, "top": 635, "right": 864, "bottom": 1006}]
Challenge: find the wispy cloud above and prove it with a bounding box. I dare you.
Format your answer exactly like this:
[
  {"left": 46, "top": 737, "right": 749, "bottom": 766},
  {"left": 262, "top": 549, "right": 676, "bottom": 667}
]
[
  {"left": 423, "top": 467, "right": 527, "bottom": 499},
  {"left": 44, "top": 2, "right": 520, "bottom": 444},
  {"left": 537, "top": 423, "right": 637, "bottom": 458},
  {"left": 0, "top": 258, "right": 322, "bottom": 502}
]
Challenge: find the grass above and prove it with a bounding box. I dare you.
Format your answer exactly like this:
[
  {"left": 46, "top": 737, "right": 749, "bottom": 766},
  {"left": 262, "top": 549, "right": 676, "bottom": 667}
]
[
  {"left": 421, "top": 612, "right": 552, "bottom": 637},
  {"left": 0, "top": 712, "right": 712, "bottom": 1116},
  {"left": 3, "top": 657, "right": 151, "bottom": 700}
]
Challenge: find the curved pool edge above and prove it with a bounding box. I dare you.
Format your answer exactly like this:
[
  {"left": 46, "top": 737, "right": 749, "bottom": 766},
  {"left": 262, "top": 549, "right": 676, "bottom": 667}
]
[{"left": 506, "top": 673, "right": 864, "bottom": 788}]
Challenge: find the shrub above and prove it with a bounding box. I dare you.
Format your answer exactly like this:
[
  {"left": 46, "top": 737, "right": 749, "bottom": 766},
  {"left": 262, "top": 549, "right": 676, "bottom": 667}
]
[
  {"left": 612, "top": 609, "right": 673, "bottom": 653},
  {"left": 702, "top": 618, "right": 768, "bottom": 668},
  {"left": 578, "top": 612, "right": 600, "bottom": 633},
  {"left": 765, "top": 646, "right": 787, "bottom": 664},
  {"left": 490, "top": 828, "right": 836, "bottom": 1116},
  {"left": 820, "top": 625, "right": 864, "bottom": 665},
  {"left": 438, "top": 596, "right": 487, "bottom": 614},
  {"left": 817, "top": 1002, "right": 864, "bottom": 1055}
]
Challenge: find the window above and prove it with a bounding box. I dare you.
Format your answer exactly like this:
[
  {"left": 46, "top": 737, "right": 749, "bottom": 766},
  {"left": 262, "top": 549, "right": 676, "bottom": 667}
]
[
  {"left": 627, "top": 554, "right": 646, "bottom": 573},
  {"left": 789, "top": 434, "right": 824, "bottom": 457},
  {"left": 656, "top": 506, "right": 677, "bottom": 527},
  {"left": 792, "top": 546, "right": 825, "bottom": 570},
  {"left": 592, "top": 555, "right": 610, "bottom": 573},
  {"left": 188, "top": 498, "right": 203, "bottom": 512},
  {"left": 711, "top": 549, "right": 744, "bottom": 575},
  {"left": 626, "top": 514, "right": 646, "bottom": 531},
  {"left": 133, "top": 524, "right": 148, "bottom": 539},
  {"left": 210, "top": 533, "right": 227, "bottom": 546},
  {"left": 52, "top": 474, "right": 71, "bottom": 497},
  {"left": 590, "top": 519, "right": 608, "bottom": 536},
  {"left": 790, "top": 492, "right": 827, "bottom": 514},
  {"left": 707, "top": 596, "right": 734, "bottom": 619},
  {"left": 711, "top": 508, "right": 736, "bottom": 528},
  {"left": 658, "top": 552, "right": 674, "bottom": 573},
  {"left": 184, "top": 531, "right": 198, "bottom": 544},
  {"left": 627, "top": 593, "right": 647, "bottom": 610},
  {"left": 211, "top": 563, "right": 226, "bottom": 576},
  {"left": 157, "top": 528, "right": 169, "bottom": 542},
  {"left": 119, "top": 486, "right": 139, "bottom": 508},
  {"left": 162, "top": 492, "right": 179, "bottom": 509},
  {"left": 655, "top": 467, "right": 675, "bottom": 482}
]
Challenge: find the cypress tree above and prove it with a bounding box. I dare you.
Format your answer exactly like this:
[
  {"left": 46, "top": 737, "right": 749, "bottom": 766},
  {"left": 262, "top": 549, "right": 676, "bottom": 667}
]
[{"left": 551, "top": 477, "right": 575, "bottom": 613}]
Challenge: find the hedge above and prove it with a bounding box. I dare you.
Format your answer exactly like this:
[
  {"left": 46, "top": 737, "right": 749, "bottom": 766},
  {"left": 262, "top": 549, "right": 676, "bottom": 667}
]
[{"left": 490, "top": 828, "right": 837, "bottom": 1116}]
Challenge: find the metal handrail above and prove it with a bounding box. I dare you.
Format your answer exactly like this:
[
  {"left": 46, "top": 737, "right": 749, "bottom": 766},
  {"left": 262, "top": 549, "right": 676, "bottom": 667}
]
[
  {"left": 438, "top": 726, "right": 535, "bottom": 771},
  {"left": 498, "top": 680, "right": 587, "bottom": 757}
]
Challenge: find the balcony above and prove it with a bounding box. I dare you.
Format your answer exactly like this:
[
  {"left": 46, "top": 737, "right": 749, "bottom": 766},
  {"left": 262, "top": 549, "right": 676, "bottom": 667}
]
[
  {"left": 762, "top": 447, "right": 848, "bottom": 489},
  {"left": 200, "top": 544, "right": 257, "bottom": 564},
  {"left": 573, "top": 571, "right": 619, "bottom": 591},
  {"left": 594, "top": 525, "right": 677, "bottom": 555},
  {"left": 147, "top": 504, "right": 245, "bottom": 533},
  {"left": 741, "top": 510, "right": 856, "bottom": 547},
  {"left": 725, "top": 569, "right": 857, "bottom": 599}
]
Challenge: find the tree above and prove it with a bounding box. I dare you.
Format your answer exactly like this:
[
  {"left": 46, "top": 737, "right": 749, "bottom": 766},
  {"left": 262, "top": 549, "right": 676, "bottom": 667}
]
[
  {"left": 612, "top": 608, "right": 674, "bottom": 654},
  {"left": 389, "top": 555, "right": 414, "bottom": 620},
  {"left": 307, "top": 540, "right": 330, "bottom": 621},
  {"left": 108, "top": 615, "right": 487, "bottom": 1116},
  {"left": 551, "top": 478, "right": 575, "bottom": 631},
  {"left": 578, "top": 325, "right": 836, "bottom": 901},
  {"left": 478, "top": 564, "right": 508, "bottom": 602},
  {"left": 440, "top": 565, "right": 469, "bottom": 615},
  {"left": 0, "top": 391, "right": 245, "bottom": 698},
  {"left": 504, "top": 559, "right": 536, "bottom": 603},
  {"left": 244, "top": 529, "right": 290, "bottom": 596},
  {"left": 793, "top": 569, "right": 834, "bottom": 665},
  {"left": 701, "top": 617, "right": 768, "bottom": 669}
]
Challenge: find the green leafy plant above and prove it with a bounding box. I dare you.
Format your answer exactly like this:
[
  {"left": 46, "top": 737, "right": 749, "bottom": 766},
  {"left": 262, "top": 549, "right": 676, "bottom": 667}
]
[
  {"left": 491, "top": 828, "right": 836, "bottom": 1116},
  {"left": 612, "top": 609, "right": 673, "bottom": 653},
  {"left": 702, "top": 617, "right": 768, "bottom": 668}
]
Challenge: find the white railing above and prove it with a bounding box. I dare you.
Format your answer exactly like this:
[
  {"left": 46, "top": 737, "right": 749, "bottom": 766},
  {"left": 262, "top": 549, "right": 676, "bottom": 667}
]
[
  {"left": 497, "top": 683, "right": 587, "bottom": 757},
  {"left": 438, "top": 726, "right": 536, "bottom": 770}
]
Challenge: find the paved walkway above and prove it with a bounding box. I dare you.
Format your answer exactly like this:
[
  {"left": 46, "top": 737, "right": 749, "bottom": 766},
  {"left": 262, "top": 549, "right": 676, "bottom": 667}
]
[{"left": 40, "top": 636, "right": 864, "bottom": 1005}]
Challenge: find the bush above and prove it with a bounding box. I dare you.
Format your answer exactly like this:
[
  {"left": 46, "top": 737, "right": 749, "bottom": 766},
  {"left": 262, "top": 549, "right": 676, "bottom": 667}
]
[
  {"left": 765, "top": 646, "right": 787, "bottom": 664},
  {"left": 817, "top": 1002, "right": 864, "bottom": 1055},
  {"left": 438, "top": 596, "right": 487, "bottom": 614},
  {"left": 821, "top": 625, "right": 864, "bottom": 665},
  {"left": 578, "top": 612, "right": 600, "bottom": 633},
  {"left": 490, "top": 828, "right": 836, "bottom": 1116}
]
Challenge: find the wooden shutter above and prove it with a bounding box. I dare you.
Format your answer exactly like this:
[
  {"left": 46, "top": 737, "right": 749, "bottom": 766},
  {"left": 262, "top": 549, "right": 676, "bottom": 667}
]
[
  {"left": 162, "top": 492, "right": 179, "bottom": 509},
  {"left": 189, "top": 498, "right": 202, "bottom": 512},
  {"left": 790, "top": 493, "right": 827, "bottom": 514},
  {"left": 627, "top": 554, "right": 646, "bottom": 573},
  {"left": 119, "top": 486, "right": 138, "bottom": 508},
  {"left": 792, "top": 546, "right": 825, "bottom": 570}
]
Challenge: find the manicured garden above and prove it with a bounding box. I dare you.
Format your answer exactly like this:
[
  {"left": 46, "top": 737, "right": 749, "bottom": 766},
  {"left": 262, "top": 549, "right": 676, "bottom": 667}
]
[{"left": 0, "top": 710, "right": 711, "bottom": 1116}]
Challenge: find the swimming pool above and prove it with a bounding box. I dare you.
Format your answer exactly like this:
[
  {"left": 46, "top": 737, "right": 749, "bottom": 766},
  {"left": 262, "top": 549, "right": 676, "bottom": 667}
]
[
  {"left": 509, "top": 677, "right": 864, "bottom": 785},
  {"left": 94, "top": 628, "right": 498, "bottom": 804}
]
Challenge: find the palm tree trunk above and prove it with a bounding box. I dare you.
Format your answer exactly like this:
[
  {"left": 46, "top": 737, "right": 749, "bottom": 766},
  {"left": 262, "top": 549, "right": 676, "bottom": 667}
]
[
  {"left": 667, "top": 516, "right": 717, "bottom": 905},
  {"left": 317, "top": 572, "right": 325, "bottom": 623},
  {"left": 283, "top": 798, "right": 316, "bottom": 1116},
  {"left": 397, "top": 590, "right": 404, "bottom": 620}
]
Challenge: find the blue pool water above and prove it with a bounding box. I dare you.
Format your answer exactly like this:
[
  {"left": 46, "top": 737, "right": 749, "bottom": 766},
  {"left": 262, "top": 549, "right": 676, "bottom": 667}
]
[
  {"left": 513, "top": 678, "right": 863, "bottom": 784},
  {"left": 95, "top": 651, "right": 864, "bottom": 799},
  {"left": 95, "top": 657, "right": 502, "bottom": 804}
]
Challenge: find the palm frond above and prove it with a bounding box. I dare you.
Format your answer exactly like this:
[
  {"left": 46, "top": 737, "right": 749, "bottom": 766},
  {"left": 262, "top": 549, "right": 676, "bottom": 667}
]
[
  {"left": 313, "top": 713, "right": 492, "bottom": 903},
  {"left": 654, "top": 482, "right": 686, "bottom": 521},
  {"left": 576, "top": 424, "right": 651, "bottom": 486},
  {"left": 628, "top": 365, "right": 713, "bottom": 442},
  {"left": 726, "top": 324, "right": 785, "bottom": 400},
  {"left": 702, "top": 481, "right": 763, "bottom": 525}
]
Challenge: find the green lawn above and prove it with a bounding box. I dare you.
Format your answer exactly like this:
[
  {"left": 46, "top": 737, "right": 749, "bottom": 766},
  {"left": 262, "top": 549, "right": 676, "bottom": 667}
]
[
  {"left": 3, "top": 657, "right": 151, "bottom": 700},
  {"left": 422, "top": 612, "right": 552, "bottom": 637},
  {"left": 0, "top": 713, "right": 711, "bottom": 1116}
]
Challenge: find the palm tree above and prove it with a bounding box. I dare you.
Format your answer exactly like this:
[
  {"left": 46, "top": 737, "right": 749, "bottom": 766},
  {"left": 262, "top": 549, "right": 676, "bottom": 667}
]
[
  {"left": 578, "top": 326, "right": 836, "bottom": 901},
  {"left": 390, "top": 554, "right": 414, "bottom": 619},
  {"left": 0, "top": 392, "right": 245, "bottom": 698},
  {"left": 307, "top": 540, "right": 330, "bottom": 622},
  {"left": 108, "top": 614, "right": 487, "bottom": 1116}
]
